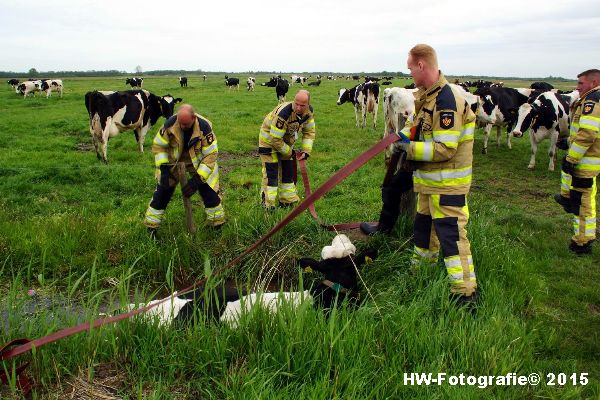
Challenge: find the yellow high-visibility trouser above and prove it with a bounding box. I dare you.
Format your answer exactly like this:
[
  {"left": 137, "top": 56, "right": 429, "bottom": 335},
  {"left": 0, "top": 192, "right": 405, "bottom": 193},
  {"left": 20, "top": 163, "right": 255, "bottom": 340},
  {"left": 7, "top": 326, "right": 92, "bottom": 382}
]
[
  {"left": 259, "top": 149, "right": 299, "bottom": 207},
  {"left": 412, "top": 193, "right": 477, "bottom": 296}
]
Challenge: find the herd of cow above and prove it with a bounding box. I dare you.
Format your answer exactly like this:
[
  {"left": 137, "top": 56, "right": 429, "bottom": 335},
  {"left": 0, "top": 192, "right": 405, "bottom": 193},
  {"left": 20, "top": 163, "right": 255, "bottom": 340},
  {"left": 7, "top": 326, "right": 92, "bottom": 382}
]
[{"left": 6, "top": 74, "right": 577, "bottom": 171}]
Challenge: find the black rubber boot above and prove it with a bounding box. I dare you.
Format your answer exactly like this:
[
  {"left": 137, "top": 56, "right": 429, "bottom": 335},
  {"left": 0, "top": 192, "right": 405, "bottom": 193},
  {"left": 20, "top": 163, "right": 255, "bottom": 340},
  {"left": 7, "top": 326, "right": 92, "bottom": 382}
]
[
  {"left": 569, "top": 240, "right": 593, "bottom": 255},
  {"left": 450, "top": 291, "right": 479, "bottom": 313},
  {"left": 360, "top": 222, "right": 381, "bottom": 235},
  {"left": 553, "top": 194, "right": 572, "bottom": 213}
]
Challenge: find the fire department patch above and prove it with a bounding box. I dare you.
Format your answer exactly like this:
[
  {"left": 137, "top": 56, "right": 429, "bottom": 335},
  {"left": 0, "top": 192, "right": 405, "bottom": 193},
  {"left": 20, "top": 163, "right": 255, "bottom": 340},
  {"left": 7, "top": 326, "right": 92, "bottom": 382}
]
[
  {"left": 275, "top": 118, "right": 285, "bottom": 130},
  {"left": 583, "top": 101, "right": 595, "bottom": 115},
  {"left": 440, "top": 112, "right": 454, "bottom": 130},
  {"left": 205, "top": 132, "right": 214, "bottom": 144}
]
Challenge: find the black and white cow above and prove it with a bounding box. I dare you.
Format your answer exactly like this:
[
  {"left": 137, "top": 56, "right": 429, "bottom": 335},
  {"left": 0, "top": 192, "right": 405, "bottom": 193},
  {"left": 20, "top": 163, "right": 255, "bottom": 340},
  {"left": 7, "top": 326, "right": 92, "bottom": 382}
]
[
  {"left": 327, "top": 75, "right": 335, "bottom": 80},
  {"left": 262, "top": 76, "right": 289, "bottom": 103},
  {"left": 128, "top": 235, "right": 377, "bottom": 327},
  {"left": 307, "top": 79, "right": 321, "bottom": 87},
  {"left": 530, "top": 82, "right": 554, "bottom": 92},
  {"left": 7, "top": 79, "right": 19, "bottom": 90},
  {"left": 84, "top": 90, "right": 182, "bottom": 162},
  {"left": 125, "top": 77, "right": 143, "bottom": 88},
  {"left": 512, "top": 91, "right": 577, "bottom": 171},
  {"left": 40, "top": 79, "right": 63, "bottom": 98},
  {"left": 381, "top": 81, "right": 393, "bottom": 86},
  {"left": 179, "top": 77, "right": 188, "bottom": 87},
  {"left": 17, "top": 80, "right": 42, "bottom": 97},
  {"left": 382, "top": 87, "right": 417, "bottom": 163},
  {"left": 202, "top": 74, "right": 207, "bottom": 81},
  {"left": 247, "top": 77, "right": 256, "bottom": 91},
  {"left": 224, "top": 76, "right": 240, "bottom": 90},
  {"left": 337, "top": 82, "right": 380, "bottom": 128},
  {"left": 475, "top": 87, "right": 532, "bottom": 154}
]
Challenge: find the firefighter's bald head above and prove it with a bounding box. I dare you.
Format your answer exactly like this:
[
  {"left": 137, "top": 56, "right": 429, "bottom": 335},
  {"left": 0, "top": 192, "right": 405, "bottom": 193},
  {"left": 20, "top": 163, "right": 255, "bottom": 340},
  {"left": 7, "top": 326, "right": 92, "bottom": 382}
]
[
  {"left": 293, "top": 90, "right": 310, "bottom": 116},
  {"left": 177, "top": 104, "right": 196, "bottom": 129}
]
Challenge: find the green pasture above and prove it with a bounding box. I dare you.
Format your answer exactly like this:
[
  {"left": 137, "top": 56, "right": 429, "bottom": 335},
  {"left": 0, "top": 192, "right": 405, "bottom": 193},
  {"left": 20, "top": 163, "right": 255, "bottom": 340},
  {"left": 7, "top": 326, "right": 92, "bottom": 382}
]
[{"left": 0, "top": 75, "right": 598, "bottom": 399}]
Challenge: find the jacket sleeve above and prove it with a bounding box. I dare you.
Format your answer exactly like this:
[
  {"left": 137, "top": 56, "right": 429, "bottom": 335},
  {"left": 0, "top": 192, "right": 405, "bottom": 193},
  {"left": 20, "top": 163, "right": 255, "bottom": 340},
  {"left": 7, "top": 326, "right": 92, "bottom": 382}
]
[
  {"left": 567, "top": 99, "right": 600, "bottom": 164},
  {"left": 408, "top": 108, "right": 471, "bottom": 162},
  {"left": 268, "top": 114, "right": 293, "bottom": 158},
  {"left": 152, "top": 126, "right": 170, "bottom": 167},
  {"left": 301, "top": 114, "right": 316, "bottom": 154},
  {"left": 195, "top": 126, "right": 218, "bottom": 183}
]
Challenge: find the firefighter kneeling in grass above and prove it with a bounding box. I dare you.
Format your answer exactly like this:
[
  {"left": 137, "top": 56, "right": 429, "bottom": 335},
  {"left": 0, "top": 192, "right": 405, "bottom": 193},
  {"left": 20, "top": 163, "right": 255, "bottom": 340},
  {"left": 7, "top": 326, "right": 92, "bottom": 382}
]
[
  {"left": 258, "top": 90, "right": 316, "bottom": 208},
  {"left": 144, "top": 104, "right": 225, "bottom": 237}
]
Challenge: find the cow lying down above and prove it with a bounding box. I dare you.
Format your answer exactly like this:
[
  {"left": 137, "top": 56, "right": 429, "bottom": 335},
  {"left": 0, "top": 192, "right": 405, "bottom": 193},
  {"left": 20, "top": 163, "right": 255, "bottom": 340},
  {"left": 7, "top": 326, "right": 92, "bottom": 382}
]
[{"left": 129, "top": 235, "right": 376, "bottom": 326}]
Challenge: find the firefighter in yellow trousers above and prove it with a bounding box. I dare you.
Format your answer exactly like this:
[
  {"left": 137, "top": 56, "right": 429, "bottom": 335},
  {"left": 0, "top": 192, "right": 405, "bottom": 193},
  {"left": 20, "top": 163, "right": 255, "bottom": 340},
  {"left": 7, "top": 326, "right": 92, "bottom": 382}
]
[
  {"left": 393, "top": 44, "right": 478, "bottom": 306},
  {"left": 554, "top": 69, "right": 600, "bottom": 255},
  {"left": 258, "top": 90, "right": 316, "bottom": 208},
  {"left": 144, "top": 104, "right": 225, "bottom": 237}
]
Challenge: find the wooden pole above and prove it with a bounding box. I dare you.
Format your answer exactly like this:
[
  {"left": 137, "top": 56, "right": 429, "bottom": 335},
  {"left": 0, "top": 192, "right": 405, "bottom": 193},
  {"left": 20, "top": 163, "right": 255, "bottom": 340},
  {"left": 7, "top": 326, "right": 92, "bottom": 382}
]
[{"left": 177, "top": 162, "right": 196, "bottom": 233}]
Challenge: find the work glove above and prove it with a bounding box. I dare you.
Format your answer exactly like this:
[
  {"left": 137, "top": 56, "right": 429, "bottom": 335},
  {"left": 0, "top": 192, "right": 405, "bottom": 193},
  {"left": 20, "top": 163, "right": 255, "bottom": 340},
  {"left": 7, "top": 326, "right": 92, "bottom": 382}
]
[
  {"left": 159, "top": 164, "right": 171, "bottom": 187},
  {"left": 182, "top": 174, "right": 203, "bottom": 197},
  {"left": 561, "top": 156, "right": 575, "bottom": 176},
  {"left": 556, "top": 138, "right": 569, "bottom": 151},
  {"left": 392, "top": 131, "right": 411, "bottom": 155},
  {"left": 296, "top": 151, "right": 310, "bottom": 160}
]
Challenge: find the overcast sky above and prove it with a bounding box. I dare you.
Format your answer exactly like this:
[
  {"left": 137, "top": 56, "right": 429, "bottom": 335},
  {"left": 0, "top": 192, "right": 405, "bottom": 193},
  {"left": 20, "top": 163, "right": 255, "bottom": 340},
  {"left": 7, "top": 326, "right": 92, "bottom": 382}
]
[{"left": 1, "top": 0, "right": 599, "bottom": 78}]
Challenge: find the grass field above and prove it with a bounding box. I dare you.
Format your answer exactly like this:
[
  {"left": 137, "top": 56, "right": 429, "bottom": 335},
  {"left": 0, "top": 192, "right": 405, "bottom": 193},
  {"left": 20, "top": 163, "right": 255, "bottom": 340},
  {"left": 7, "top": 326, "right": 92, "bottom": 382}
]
[{"left": 1, "top": 74, "right": 598, "bottom": 399}]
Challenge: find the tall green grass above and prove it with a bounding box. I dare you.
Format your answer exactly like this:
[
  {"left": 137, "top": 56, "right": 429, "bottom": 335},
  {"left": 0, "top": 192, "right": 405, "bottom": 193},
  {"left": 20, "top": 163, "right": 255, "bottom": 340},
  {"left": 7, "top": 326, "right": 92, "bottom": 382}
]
[{"left": 0, "top": 75, "right": 598, "bottom": 398}]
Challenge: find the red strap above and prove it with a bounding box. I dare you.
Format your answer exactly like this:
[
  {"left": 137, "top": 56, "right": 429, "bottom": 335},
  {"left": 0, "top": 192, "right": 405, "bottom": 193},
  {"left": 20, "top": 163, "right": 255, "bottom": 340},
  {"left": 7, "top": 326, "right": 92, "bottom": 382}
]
[
  {"left": 0, "top": 338, "right": 33, "bottom": 395},
  {"left": 0, "top": 133, "right": 399, "bottom": 372}
]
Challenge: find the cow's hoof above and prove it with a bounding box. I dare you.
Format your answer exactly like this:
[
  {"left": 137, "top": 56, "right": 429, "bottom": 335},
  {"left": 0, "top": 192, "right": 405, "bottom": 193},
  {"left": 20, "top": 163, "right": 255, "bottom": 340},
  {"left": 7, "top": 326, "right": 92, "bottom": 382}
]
[{"left": 527, "top": 165, "right": 535, "bottom": 170}]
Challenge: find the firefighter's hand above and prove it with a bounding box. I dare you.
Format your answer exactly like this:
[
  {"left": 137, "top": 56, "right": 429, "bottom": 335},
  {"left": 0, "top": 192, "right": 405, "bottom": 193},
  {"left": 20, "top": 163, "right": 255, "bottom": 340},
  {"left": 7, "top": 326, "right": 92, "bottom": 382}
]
[
  {"left": 392, "top": 132, "right": 411, "bottom": 154},
  {"left": 182, "top": 174, "right": 202, "bottom": 197},
  {"left": 296, "top": 151, "right": 309, "bottom": 160},
  {"left": 561, "top": 157, "right": 575, "bottom": 175}
]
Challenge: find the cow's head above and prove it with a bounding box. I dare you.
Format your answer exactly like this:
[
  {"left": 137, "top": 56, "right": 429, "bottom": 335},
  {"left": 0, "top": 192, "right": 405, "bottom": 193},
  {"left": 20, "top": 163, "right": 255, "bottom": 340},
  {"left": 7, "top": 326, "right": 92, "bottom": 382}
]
[
  {"left": 512, "top": 102, "right": 536, "bottom": 138},
  {"left": 337, "top": 88, "right": 349, "bottom": 105},
  {"left": 477, "top": 95, "right": 497, "bottom": 124},
  {"left": 148, "top": 93, "right": 182, "bottom": 125},
  {"left": 41, "top": 80, "right": 50, "bottom": 91},
  {"left": 262, "top": 77, "right": 278, "bottom": 87}
]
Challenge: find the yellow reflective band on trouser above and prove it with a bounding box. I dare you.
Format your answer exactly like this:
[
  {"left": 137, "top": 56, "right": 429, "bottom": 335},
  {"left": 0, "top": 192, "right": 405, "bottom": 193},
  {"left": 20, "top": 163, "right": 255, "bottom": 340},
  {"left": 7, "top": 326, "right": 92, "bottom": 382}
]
[
  {"left": 144, "top": 206, "right": 165, "bottom": 228},
  {"left": 205, "top": 203, "right": 225, "bottom": 226},
  {"left": 567, "top": 142, "right": 587, "bottom": 160},
  {"left": 411, "top": 246, "right": 439, "bottom": 267},
  {"left": 302, "top": 138, "right": 313, "bottom": 152},
  {"left": 279, "top": 182, "right": 299, "bottom": 203},
  {"left": 571, "top": 179, "right": 597, "bottom": 245},
  {"left": 560, "top": 170, "right": 572, "bottom": 197},
  {"left": 413, "top": 142, "right": 435, "bottom": 161},
  {"left": 153, "top": 134, "right": 169, "bottom": 147},
  {"left": 445, "top": 255, "right": 476, "bottom": 284},
  {"left": 155, "top": 153, "right": 169, "bottom": 166},
  {"left": 579, "top": 115, "right": 600, "bottom": 131},
  {"left": 413, "top": 166, "right": 472, "bottom": 188},
  {"left": 264, "top": 186, "right": 278, "bottom": 206}
]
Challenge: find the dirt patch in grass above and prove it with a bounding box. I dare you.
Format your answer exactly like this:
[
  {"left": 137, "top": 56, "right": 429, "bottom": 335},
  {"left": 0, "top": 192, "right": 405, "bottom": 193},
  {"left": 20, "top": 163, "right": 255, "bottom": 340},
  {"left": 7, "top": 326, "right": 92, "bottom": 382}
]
[
  {"left": 588, "top": 303, "right": 600, "bottom": 315},
  {"left": 63, "top": 131, "right": 82, "bottom": 136},
  {"left": 41, "top": 362, "right": 128, "bottom": 399},
  {"left": 74, "top": 142, "right": 94, "bottom": 152}
]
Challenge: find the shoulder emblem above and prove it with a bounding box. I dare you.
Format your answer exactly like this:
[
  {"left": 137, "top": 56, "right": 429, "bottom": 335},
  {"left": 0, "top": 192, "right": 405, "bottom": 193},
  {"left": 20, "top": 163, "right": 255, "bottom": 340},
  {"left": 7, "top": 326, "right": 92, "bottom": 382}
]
[
  {"left": 583, "top": 101, "right": 595, "bottom": 115},
  {"left": 440, "top": 112, "right": 454, "bottom": 129},
  {"left": 205, "top": 132, "right": 215, "bottom": 144},
  {"left": 275, "top": 118, "right": 285, "bottom": 130}
]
